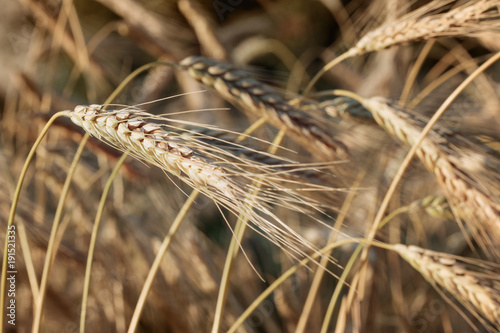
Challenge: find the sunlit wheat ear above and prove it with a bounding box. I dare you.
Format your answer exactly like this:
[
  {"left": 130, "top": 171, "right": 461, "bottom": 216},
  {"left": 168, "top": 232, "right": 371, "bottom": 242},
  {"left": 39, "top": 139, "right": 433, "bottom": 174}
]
[
  {"left": 303, "top": 0, "right": 500, "bottom": 98},
  {"left": 361, "top": 98, "right": 500, "bottom": 256},
  {"left": 350, "top": 0, "right": 500, "bottom": 56},
  {"left": 393, "top": 244, "right": 500, "bottom": 330},
  {"left": 65, "top": 104, "right": 334, "bottom": 259},
  {"left": 178, "top": 56, "right": 349, "bottom": 161},
  {"left": 359, "top": 97, "right": 500, "bottom": 257}
]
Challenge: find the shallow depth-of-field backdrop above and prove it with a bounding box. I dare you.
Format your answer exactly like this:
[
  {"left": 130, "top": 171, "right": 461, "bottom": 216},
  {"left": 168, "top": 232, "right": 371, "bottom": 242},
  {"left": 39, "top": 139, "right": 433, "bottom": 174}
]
[{"left": 1, "top": 0, "right": 500, "bottom": 332}]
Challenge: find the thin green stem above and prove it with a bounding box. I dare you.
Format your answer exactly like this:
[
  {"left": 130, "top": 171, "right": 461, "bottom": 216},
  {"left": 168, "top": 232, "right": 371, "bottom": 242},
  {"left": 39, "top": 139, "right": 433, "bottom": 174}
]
[
  {"left": 295, "top": 168, "right": 367, "bottom": 333},
  {"left": 320, "top": 245, "right": 363, "bottom": 333},
  {"left": 320, "top": 205, "right": 412, "bottom": 333},
  {"left": 228, "top": 238, "right": 374, "bottom": 333}
]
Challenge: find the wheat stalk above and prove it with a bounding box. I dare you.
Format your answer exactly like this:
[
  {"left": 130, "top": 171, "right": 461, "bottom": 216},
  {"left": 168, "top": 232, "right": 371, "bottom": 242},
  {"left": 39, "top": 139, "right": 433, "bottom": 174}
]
[
  {"left": 178, "top": 56, "right": 348, "bottom": 161},
  {"left": 394, "top": 244, "right": 500, "bottom": 329},
  {"left": 360, "top": 97, "right": 500, "bottom": 255}
]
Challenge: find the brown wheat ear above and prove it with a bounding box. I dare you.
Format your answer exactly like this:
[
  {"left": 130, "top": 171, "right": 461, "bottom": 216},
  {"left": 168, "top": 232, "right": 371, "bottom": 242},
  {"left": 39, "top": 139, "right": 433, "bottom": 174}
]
[
  {"left": 394, "top": 244, "right": 500, "bottom": 330},
  {"left": 361, "top": 97, "right": 500, "bottom": 258},
  {"left": 178, "top": 56, "right": 349, "bottom": 161}
]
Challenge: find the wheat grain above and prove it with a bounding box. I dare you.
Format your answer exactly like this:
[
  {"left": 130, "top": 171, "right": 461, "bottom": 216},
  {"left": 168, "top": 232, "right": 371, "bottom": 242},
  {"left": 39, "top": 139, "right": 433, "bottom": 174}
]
[
  {"left": 394, "top": 244, "right": 500, "bottom": 329},
  {"left": 178, "top": 56, "right": 348, "bottom": 161},
  {"left": 360, "top": 97, "right": 500, "bottom": 256},
  {"left": 350, "top": 0, "right": 500, "bottom": 57}
]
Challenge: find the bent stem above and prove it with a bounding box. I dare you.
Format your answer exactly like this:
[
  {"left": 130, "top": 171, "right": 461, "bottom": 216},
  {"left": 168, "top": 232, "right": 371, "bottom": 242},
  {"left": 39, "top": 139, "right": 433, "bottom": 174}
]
[
  {"left": 80, "top": 153, "right": 128, "bottom": 333},
  {"left": 127, "top": 189, "right": 200, "bottom": 333},
  {"left": 32, "top": 133, "right": 90, "bottom": 333},
  {"left": 301, "top": 52, "right": 352, "bottom": 100},
  {"left": 0, "top": 111, "right": 67, "bottom": 330},
  {"left": 103, "top": 61, "right": 175, "bottom": 107},
  {"left": 295, "top": 168, "right": 367, "bottom": 333}
]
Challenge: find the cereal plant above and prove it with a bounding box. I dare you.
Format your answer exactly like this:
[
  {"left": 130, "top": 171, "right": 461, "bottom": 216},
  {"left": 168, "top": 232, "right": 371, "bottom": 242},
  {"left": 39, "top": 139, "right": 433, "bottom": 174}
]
[{"left": 1, "top": 0, "right": 499, "bottom": 332}]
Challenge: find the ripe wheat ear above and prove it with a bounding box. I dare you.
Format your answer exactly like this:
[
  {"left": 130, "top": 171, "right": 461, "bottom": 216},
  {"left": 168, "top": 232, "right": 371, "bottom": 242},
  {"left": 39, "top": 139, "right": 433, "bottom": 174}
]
[
  {"left": 394, "top": 244, "right": 500, "bottom": 330},
  {"left": 360, "top": 97, "right": 500, "bottom": 257},
  {"left": 178, "top": 56, "right": 348, "bottom": 161},
  {"left": 66, "top": 104, "right": 339, "bottom": 261},
  {"left": 350, "top": 0, "right": 500, "bottom": 57}
]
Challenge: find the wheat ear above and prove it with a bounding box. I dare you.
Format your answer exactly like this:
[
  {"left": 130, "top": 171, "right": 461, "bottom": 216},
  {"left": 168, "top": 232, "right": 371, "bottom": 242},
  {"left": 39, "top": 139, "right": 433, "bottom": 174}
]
[
  {"left": 178, "top": 56, "right": 348, "bottom": 160},
  {"left": 394, "top": 244, "right": 500, "bottom": 329},
  {"left": 66, "top": 104, "right": 332, "bottom": 260},
  {"left": 351, "top": 0, "right": 500, "bottom": 57},
  {"left": 303, "top": 0, "right": 500, "bottom": 98},
  {"left": 68, "top": 104, "right": 239, "bottom": 199},
  {"left": 361, "top": 97, "right": 500, "bottom": 255}
]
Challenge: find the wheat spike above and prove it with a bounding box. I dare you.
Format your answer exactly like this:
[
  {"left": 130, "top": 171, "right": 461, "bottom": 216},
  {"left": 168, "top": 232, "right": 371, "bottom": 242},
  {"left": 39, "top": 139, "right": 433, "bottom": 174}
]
[
  {"left": 68, "top": 104, "right": 239, "bottom": 199},
  {"left": 66, "top": 104, "right": 335, "bottom": 260},
  {"left": 360, "top": 97, "right": 500, "bottom": 256},
  {"left": 394, "top": 244, "right": 500, "bottom": 329},
  {"left": 178, "top": 56, "right": 348, "bottom": 161},
  {"left": 349, "top": 0, "right": 500, "bottom": 57}
]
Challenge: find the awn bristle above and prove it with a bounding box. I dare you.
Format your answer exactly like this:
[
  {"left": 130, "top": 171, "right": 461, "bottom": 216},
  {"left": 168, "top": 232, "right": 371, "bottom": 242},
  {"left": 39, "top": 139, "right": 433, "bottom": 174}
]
[
  {"left": 394, "top": 244, "right": 500, "bottom": 329},
  {"left": 349, "top": 0, "right": 500, "bottom": 57},
  {"left": 361, "top": 97, "right": 500, "bottom": 257},
  {"left": 67, "top": 104, "right": 333, "bottom": 260},
  {"left": 178, "top": 56, "right": 348, "bottom": 161}
]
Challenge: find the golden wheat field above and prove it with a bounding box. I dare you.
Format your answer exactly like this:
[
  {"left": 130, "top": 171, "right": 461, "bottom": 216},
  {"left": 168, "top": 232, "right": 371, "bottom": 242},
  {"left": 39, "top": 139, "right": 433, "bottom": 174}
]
[{"left": 1, "top": 0, "right": 500, "bottom": 332}]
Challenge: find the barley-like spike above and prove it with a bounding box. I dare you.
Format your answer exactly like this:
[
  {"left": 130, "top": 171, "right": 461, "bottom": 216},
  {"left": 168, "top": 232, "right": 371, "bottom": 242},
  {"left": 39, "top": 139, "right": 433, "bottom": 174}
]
[
  {"left": 66, "top": 104, "right": 338, "bottom": 263},
  {"left": 362, "top": 97, "right": 500, "bottom": 256},
  {"left": 349, "top": 0, "right": 500, "bottom": 57},
  {"left": 69, "top": 104, "right": 239, "bottom": 199},
  {"left": 394, "top": 244, "right": 500, "bottom": 329},
  {"left": 178, "top": 56, "right": 348, "bottom": 161}
]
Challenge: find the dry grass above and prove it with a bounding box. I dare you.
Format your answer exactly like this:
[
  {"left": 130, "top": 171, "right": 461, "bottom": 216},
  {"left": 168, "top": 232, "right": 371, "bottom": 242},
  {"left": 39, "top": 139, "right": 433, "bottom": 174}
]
[{"left": 2, "top": 0, "right": 500, "bottom": 332}]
